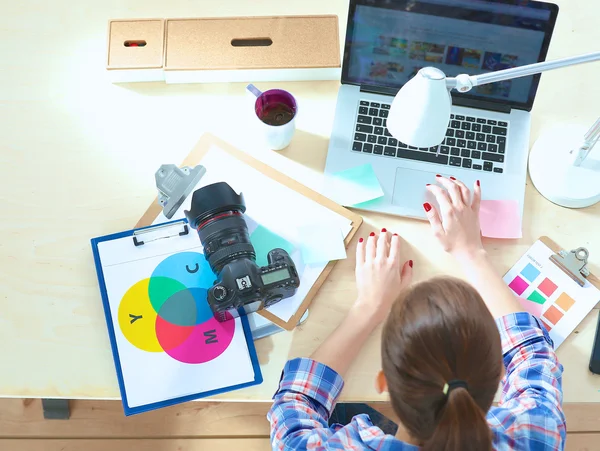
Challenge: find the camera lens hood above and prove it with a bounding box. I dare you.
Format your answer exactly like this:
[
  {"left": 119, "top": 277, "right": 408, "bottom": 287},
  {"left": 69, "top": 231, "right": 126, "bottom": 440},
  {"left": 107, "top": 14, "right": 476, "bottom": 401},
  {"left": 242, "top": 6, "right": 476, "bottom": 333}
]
[{"left": 184, "top": 182, "right": 246, "bottom": 229}]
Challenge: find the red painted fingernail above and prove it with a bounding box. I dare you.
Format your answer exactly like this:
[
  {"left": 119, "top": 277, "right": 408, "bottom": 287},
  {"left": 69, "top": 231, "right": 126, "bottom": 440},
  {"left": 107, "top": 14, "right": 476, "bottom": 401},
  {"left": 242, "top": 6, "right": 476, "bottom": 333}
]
[
  {"left": 393, "top": 233, "right": 398, "bottom": 236},
  {"left": 423, "top": 202, "right": 432, "bottom": 212},
  {"left": 381, "top": 228, "right": 387, "bottom": 233},
  {"left": 369, "top": 232, "right": 375, "bottom": 237},
  {"left": 426, "top": 183, "right": 432, "bottom": 186},
  {"left": 409, "top": 260, "right": 414, "bottom": 268},
  {"left": 477, "top": 180, "right": 481, "bottom": 187},
  {"left": 359, "top": 238, "right": 364, "bottom": 243},
  {"left": 436, "top": 174, "right": 442, "bottom": 177},
  {"left": 450, "top": 176, "right": 456, "bottom": 181}
]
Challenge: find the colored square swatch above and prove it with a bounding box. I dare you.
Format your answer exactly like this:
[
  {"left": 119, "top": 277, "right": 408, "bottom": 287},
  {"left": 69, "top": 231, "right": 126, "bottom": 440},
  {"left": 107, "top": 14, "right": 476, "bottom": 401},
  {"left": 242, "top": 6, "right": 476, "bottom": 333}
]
[
  {"left": 527, "top": 290, "right": 546, "bottom": 305},
  {"left": 543, "top": 305, "right": 563, "bottom": 325},
  {"left": 555, "top": 292, "right": 576, "bottom": 312},
  {"left": 541, "top": 320, "right": 552, "bottom": 332},
  {"left": 538, "top": 277, "right": 558, "bottom": 297},
  {"left": 508, "top": 276, "right": 529, "bottom": 296},
  {"left": 520, "top": 263, "right": 541, "bottom": 282}
]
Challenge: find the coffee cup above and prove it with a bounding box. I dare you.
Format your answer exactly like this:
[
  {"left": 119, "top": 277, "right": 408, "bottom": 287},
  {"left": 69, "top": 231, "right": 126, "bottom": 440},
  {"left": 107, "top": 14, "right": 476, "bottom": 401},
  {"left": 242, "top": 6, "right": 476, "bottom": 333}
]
[{"left": 247, "top": 84, "right": 297, "bottom": 150}]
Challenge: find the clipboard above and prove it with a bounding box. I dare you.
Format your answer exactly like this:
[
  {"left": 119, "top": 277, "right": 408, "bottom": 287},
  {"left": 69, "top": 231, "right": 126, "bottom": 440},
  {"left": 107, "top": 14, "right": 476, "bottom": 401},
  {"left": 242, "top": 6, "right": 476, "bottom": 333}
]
[
  {"left": 91, "top": 219, "right": 263, "bottom": 415},
  {"left": 504, "top": 235, "right": 600, "bottom": 349},
  {"left": 539, "top": 236, "right": 600, "bottom": 290},
  {"left": 135, "top": 133, "right": 363, "bottom": 330}
]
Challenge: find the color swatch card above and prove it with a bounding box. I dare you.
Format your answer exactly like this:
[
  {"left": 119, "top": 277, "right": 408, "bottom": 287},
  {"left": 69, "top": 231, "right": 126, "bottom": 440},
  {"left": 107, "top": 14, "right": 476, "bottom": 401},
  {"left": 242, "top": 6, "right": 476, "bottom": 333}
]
[
  {"left": 91, "top": 226, "right": 262, "bottom": 415},
  {"left": 503, "top": 240, "right": 600, "bottom": 348}
]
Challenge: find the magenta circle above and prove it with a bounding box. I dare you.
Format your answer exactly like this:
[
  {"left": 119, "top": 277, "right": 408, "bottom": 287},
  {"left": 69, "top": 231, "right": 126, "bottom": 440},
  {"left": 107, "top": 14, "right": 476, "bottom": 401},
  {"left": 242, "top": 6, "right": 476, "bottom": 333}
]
[{"left": 162, "top": 313, "right": 236, "bottom": 364}]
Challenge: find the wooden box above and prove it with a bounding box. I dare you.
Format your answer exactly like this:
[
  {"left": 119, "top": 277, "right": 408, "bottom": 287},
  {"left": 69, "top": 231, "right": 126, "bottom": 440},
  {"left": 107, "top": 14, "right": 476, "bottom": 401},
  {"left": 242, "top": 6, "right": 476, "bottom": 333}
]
[
  {"left": 107, "top": 16, "right": 341, "bottom": 84},
  {"left": 106, "top": 19, "right": 165, "bottom": 82}
]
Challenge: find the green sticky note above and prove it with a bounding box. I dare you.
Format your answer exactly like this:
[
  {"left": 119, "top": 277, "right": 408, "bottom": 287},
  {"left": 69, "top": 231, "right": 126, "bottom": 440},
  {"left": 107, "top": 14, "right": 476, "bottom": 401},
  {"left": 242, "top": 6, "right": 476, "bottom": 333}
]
[
  {"left": 528, "top": 290, "right": 546, "bottom": 305},
  {"left": 250, "top": 225, "right": 295, "bottom": 267},
  {"left": 325, "top": 164, "right": 384, "bottom": 206}
]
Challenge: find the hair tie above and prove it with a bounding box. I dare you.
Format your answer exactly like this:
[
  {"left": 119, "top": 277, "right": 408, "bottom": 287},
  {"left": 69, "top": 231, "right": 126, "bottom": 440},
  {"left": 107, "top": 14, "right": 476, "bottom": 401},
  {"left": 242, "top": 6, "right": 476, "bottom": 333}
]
[{"left": 442, "top": 379, "right": 469, "bottom": 396}]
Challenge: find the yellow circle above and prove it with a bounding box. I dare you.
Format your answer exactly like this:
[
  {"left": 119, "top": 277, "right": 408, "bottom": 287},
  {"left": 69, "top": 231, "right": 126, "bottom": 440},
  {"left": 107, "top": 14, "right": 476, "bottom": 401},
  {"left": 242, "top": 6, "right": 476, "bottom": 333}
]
[{"left": 118, "top": 279, "right": 162, "bottom": 352}]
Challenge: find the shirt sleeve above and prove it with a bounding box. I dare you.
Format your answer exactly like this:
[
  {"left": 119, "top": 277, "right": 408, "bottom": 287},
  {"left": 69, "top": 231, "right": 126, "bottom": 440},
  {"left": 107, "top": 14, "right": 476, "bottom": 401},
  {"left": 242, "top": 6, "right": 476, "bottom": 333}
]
[
  {"left": 489, "top": 312, "right": 566, "bottom": 450},
  {"left": 267, "top": 358, "right": 345, "bottom": 450}
]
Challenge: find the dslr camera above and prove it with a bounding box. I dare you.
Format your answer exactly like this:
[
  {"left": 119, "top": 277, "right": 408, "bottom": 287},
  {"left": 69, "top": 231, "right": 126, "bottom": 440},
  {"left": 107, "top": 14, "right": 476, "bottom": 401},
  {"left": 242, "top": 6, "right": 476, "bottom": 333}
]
[{"left": 184, "top": 182, "right": 300, "bottom": 321}]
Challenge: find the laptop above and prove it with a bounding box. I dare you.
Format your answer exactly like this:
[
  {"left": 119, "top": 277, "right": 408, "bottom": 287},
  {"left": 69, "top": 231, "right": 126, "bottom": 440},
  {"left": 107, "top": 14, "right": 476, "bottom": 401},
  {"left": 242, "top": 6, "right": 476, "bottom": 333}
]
[{"left": 325, "top": 0, "right": 559, "bottom": 219}]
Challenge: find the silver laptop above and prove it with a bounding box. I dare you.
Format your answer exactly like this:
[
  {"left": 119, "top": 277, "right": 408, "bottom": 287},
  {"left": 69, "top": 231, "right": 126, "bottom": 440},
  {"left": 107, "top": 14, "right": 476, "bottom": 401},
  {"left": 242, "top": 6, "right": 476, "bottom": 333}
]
[{"left": 325, "top": 0, "right": 558, "bottom": 219}]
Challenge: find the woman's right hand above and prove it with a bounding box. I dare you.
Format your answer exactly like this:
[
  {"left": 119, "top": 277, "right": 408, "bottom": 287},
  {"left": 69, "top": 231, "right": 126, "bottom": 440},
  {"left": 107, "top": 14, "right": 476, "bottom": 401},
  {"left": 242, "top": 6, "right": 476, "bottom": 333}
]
[{"left": 424, "top": 176, "right": 484, "bottom": 261}]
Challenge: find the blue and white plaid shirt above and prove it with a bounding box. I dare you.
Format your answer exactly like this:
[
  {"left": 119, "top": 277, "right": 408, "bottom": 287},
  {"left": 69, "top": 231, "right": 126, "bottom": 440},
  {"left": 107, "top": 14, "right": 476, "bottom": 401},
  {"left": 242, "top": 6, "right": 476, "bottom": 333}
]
[{"left": 268, "top": 312, "right": 566, "bottom": 450}]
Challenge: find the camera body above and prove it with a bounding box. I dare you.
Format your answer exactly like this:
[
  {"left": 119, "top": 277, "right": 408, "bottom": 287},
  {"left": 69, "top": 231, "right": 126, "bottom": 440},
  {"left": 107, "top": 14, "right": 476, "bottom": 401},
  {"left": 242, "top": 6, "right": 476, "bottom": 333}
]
[
  {"left": 184, "top": 182, "right": 300, "bottom": 321},
  {"left": 208, "top": 248, "right": 299, "bottom": 320}
]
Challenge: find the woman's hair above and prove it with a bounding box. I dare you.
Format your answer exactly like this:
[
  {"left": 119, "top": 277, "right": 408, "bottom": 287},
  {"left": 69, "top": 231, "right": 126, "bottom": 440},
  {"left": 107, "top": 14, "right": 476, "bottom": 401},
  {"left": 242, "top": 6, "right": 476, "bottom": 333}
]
[{"left": 381, "top": 277, "right": 503, "bottom": 451}]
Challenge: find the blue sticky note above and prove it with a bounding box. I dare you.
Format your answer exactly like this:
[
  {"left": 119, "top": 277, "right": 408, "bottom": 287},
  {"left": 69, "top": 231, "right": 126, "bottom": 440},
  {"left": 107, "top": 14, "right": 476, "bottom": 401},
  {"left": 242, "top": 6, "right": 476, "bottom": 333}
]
[
  {"left": 521, "top": 263, "right": 541, "bottom": 282},
  {"left": 324, "top": 164, "right": 384, "bottom": 206}
]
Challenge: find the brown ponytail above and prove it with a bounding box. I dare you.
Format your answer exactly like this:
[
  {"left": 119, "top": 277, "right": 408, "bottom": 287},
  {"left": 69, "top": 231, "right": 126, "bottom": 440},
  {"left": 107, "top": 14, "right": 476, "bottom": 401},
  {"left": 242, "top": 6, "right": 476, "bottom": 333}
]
[
  {"left": 381, "top": 277, "right": 503, "bottom": 451},
  {"left": 424, "top": 386, "right": 492, "bottom": 451}
]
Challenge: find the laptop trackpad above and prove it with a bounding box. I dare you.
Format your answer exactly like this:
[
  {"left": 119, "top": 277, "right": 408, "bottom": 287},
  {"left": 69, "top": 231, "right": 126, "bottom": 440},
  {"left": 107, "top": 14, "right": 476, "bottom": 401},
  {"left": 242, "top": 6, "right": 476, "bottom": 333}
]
[{"left": 392, "top": 167, "right": 450, "bottom": 213}]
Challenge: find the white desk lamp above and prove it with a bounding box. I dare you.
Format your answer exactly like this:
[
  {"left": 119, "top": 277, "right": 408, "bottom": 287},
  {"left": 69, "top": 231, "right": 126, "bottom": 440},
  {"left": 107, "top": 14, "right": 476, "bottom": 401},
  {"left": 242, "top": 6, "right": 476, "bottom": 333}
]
[{"left": 388, "top": 52, "right": 600, "bottom": 208}]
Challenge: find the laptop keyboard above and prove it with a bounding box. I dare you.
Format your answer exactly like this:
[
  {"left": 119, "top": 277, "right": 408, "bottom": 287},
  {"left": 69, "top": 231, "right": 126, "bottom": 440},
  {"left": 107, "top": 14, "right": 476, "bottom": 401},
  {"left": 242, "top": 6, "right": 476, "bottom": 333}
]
[{"left": 353, "top": 100, "right": 508, "bottom": 173}]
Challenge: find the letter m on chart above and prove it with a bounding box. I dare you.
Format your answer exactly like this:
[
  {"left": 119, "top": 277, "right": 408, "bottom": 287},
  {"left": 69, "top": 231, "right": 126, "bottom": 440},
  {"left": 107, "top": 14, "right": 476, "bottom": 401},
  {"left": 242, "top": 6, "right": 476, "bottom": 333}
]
[{"left": 204, "top": 329, "right": 218, "bottom": 344}]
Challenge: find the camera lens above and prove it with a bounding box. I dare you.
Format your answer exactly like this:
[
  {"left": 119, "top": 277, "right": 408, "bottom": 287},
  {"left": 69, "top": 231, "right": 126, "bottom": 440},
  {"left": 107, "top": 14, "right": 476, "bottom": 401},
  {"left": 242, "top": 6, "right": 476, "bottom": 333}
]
[{"left": 184, "top": 183, "right": 256, "bottom": 274}]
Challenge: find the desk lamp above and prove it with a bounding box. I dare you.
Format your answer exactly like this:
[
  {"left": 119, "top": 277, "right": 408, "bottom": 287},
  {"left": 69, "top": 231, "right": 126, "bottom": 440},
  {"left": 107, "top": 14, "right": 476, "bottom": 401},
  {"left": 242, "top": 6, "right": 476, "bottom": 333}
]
[{"left": 387, "top": 52, "right": 600, "bottom": 208}]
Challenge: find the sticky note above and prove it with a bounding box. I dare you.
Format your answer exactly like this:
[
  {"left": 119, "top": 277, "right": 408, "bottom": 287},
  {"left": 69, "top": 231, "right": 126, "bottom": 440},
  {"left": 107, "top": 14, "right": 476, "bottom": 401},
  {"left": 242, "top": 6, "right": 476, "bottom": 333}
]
[
  {"left": 297, "top": 222, "right": 347, "bottom": 265},
  {"left": 508, "top": 276, "right": 528, "bottom": 296},
  {"left": 518, "top": 297, "right": 543, "bottom": 318},
  {"left": 323, "top": 164, "right": 384, "bottom": 207},
  {"left": 479, "top": 199, "right": 522, "bottom": 239}
]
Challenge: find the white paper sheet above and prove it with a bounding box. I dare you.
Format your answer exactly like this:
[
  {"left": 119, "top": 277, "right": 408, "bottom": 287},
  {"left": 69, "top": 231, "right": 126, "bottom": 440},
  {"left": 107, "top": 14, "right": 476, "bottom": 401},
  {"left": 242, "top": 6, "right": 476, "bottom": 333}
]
[{"left": 297, "top": 222, "right": 347, "bottom": 265}]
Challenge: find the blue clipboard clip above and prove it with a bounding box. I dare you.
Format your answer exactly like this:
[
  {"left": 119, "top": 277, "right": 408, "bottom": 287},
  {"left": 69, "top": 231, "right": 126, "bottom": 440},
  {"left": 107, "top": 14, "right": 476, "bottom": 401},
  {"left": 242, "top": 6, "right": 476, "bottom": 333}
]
[{"left": 132, "top": 220, "right": 189, "bottom": 247}]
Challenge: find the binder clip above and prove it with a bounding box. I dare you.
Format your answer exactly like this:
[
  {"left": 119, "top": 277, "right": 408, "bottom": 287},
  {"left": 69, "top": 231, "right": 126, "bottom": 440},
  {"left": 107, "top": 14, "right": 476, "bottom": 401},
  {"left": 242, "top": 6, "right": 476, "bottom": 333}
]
[
  {"left": 133, "top": 220, "right": 189, "bottom": 247},
  {"left": 155, "top": 164, "right": 206, "bottom": 219},
  {"left": 550, "top": 247, "right": 590, "bottom": 287}
]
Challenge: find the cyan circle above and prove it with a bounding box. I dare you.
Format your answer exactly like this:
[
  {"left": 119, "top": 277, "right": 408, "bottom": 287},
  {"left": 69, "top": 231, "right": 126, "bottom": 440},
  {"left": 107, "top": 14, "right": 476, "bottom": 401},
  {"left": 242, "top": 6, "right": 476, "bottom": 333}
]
[{"left": 151, "top": 252, "right": 214, "bottom": 289}]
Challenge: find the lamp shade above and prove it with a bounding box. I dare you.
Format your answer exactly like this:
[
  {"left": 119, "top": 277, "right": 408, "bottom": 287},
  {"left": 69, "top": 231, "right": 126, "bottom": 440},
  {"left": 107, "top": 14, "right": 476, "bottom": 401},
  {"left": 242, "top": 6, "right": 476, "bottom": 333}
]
[{"left": 387, "top": 67, "right": 452, "bottom": 148}]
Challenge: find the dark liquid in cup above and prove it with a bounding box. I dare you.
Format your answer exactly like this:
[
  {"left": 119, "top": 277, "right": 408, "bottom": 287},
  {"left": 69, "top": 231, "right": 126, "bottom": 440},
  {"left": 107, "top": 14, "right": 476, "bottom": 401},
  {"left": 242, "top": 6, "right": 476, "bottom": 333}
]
[{"left": 259, "top": 103, "right": 295, "bottom": 126}]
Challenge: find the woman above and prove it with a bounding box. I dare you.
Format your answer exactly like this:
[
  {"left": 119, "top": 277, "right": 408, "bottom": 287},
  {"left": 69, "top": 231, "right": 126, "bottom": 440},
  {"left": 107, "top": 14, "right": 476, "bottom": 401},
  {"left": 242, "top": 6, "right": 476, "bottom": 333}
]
[{"left": 268, "top": 176, "right": 566, "bottom": 450}]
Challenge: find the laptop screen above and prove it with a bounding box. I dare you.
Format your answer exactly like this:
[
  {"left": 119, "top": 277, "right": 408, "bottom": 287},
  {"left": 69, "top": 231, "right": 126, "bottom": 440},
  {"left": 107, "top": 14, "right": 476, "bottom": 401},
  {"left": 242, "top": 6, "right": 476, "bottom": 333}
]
[{"left": 343, "top": 0, "right": 558, "bottom": 110}]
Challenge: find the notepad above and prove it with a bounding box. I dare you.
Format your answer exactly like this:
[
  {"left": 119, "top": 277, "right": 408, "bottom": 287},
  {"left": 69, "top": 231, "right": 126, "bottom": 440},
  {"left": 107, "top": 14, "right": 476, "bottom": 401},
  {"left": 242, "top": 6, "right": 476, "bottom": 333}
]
[
  {"left": 479, "top": 199, "right": 522, "bottom": 239},
  {"left": 323, "top": 164, "right": 384, "bottom": 207}
]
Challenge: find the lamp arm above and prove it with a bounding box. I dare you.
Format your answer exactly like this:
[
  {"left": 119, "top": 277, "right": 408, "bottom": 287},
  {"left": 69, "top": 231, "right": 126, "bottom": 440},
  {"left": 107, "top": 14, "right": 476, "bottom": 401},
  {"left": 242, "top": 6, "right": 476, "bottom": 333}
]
[
  {"left": 445, "top": 51, "right": 600, "bottom": 92},
  {"left": 572, "top": 117, "right": 600, "bottom": 167}
]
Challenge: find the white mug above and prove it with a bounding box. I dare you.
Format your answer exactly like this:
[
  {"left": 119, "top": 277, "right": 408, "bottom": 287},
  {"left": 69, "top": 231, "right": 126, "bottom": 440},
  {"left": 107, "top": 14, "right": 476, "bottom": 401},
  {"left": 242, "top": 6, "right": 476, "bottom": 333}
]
[{"left": 247, "top": 84, "right": 297, "bottom": 150}]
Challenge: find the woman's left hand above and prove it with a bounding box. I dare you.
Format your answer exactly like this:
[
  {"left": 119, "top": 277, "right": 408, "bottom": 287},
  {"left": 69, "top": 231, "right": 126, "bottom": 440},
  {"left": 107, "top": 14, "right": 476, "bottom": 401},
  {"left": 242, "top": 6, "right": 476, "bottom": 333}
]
[{"left": 353, "top": 229, "right": 413, "bottom": 324}]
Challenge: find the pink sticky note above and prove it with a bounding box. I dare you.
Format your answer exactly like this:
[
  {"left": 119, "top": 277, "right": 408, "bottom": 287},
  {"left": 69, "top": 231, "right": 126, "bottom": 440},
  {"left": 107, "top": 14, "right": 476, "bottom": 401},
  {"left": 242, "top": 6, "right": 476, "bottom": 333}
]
[
  {"left": 517, "top": 297, "right": 543, "bottom": 318},
  {"left": 479, "top": 200, "right": 522, "bottom": 239}
]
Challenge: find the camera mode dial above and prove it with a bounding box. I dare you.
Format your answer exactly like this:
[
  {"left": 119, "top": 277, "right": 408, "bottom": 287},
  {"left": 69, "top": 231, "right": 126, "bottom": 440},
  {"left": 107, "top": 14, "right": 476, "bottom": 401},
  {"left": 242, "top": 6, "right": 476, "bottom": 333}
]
[{"left": 212, "top": 285, "right": 228, "bottom": 302}]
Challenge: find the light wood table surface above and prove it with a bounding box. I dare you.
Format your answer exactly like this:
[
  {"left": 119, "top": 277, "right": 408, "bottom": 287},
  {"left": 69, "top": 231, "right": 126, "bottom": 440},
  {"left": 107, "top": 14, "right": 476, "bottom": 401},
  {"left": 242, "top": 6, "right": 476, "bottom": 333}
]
[{"left": 1, "top": 0, "right": 599, "bottom": 406}]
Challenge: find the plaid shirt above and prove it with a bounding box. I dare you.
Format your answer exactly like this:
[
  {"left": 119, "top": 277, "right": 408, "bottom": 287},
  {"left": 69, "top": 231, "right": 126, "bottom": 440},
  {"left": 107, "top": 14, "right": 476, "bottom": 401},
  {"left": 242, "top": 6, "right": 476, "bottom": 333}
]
[{"left": 268, "top": 312, "right": 566, "bottom": 450}]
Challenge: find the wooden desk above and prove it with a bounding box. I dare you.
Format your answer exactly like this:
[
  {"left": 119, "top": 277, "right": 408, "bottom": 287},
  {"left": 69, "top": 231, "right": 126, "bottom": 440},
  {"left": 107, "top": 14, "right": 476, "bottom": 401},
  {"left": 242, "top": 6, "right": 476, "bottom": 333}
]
[{"left": 1, "top": 0, "right": 599, "bottom": 412}]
